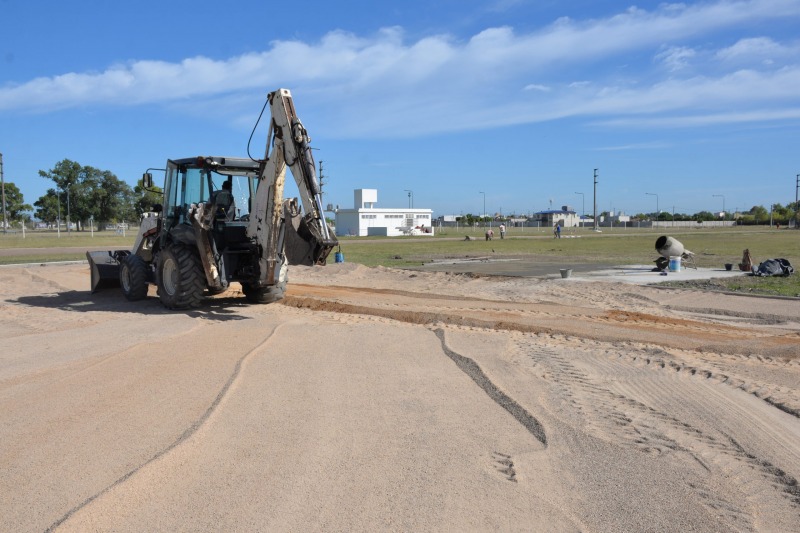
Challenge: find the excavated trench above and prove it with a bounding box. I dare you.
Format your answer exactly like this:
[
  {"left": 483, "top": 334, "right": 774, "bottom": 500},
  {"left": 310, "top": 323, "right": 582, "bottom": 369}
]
[{"left": 281, "top": 285, "right": 800, "bottom": 359}]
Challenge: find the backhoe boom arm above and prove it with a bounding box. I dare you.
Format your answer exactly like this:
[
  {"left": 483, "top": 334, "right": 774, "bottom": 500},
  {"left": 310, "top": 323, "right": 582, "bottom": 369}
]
[{"left": 246, "top": 89, "right": 337, "bottom": 286}]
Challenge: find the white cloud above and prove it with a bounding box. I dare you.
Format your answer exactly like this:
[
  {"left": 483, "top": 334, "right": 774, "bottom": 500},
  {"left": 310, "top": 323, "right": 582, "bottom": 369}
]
[
  {"left": 596, "top": 107, "right": 800, "bottom": 128},
  {"left": 1, "top": 0, "right": 799, "bottom": 137},
  {"left": 524, "top": 84, "right": 551, "bottom": 92},
  {"left": 715, "top": 36, "right": 800, "bottom": 67},
  {"left": 595, "top": 141, "right": 672, "bottom": 151},
  {"left": 717, "top": 37, "right": 781, "bottom": 60},
  {"left": 655, "top": 46, "right": 697, "bottom": 71}
]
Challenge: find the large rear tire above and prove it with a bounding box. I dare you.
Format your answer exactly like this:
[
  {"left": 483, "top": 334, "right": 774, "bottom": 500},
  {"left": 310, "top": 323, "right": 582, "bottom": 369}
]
[
  {"left": 156, "top": 244, "right": 205, "bottom": 309},
  {"left": 120, "top": 254, "right": 149, "bottom": 301}
]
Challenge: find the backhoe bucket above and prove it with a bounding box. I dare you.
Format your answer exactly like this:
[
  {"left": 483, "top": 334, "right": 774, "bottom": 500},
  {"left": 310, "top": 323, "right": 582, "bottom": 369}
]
[
  {"left": 284, "top": 211, "right": 338, "bottom": 266},
  {"left": 87, "top": 251, "right": 121, "bottom": 293}
]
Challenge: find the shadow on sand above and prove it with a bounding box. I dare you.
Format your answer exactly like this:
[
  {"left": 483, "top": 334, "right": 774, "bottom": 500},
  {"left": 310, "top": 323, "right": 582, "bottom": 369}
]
[{"left": 10, "top": 289, "right": 258, "bottom": 322}]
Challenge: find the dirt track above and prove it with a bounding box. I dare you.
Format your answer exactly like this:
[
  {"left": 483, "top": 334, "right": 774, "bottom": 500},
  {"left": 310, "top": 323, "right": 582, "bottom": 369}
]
[{"left": 1, "top": 262, "right": 799, "bottom": 531}]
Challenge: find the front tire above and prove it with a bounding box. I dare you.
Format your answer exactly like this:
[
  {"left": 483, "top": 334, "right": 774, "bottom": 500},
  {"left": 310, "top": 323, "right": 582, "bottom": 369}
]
[
  {"left": 156, "top": 245, "right": 205, "bottom": 309},
  {"left": 120, "top": 254, "right": 149, "bottom": 301}
]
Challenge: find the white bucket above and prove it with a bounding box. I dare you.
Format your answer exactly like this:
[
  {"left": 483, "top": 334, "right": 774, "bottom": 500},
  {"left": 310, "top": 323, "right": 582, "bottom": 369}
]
[{"left": 668, "top": 256, "right": 681, "bottom": 272}]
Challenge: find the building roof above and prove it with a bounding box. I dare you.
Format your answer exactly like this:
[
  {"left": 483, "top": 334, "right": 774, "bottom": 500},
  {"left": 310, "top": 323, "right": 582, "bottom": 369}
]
[{"left": 537, "top": 209, "right": 577, "bottom": 215}]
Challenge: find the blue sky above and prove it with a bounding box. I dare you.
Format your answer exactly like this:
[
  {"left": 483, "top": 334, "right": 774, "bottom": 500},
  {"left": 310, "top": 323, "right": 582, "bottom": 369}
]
[{"left": 2, "top": 0, "right": 799, "bottom": 219}]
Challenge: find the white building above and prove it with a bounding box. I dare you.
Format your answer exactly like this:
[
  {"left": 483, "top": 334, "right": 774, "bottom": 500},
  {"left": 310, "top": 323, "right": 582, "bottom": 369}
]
[
  {"left": 335, "top": 189, "right": 434, "bottom": 237},
  {"left": 536, "top": 206, "right": 581, "bottom": 228}
]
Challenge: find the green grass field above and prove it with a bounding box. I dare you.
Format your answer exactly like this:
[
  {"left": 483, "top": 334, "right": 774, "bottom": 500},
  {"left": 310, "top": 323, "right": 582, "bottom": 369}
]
[{"left": 2, "top": 226, "right": 798, "bottom": 296}]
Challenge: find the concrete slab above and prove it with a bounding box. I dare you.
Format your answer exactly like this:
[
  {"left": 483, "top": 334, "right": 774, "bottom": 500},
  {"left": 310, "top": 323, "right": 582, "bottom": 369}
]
[
  {"left": 414, "top": 257, "right": 750, "bottom": 285},
  {"left": 564, "top": 264, "right": 750, "bottom": 285}
]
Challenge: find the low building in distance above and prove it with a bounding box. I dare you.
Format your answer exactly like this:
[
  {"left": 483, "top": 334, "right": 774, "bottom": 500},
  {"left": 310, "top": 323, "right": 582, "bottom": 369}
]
[{"left": 334, "top": 189, "right": 433, "bottom": 237}]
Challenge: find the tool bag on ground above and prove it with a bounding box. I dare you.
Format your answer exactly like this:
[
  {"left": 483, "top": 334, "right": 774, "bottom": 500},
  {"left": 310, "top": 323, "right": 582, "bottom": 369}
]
[{"left": 753, "top": 258, "right": 794, "bottom": 277}]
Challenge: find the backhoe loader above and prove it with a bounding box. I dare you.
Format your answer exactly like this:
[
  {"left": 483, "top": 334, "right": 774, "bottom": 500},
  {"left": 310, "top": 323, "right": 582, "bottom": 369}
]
[{"left": 87, "top": 88, "right": 337, "bottom": 309}]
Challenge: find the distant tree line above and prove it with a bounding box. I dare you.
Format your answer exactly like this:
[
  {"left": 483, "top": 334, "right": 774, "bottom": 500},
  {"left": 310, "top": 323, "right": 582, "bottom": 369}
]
[
  {"left": 459, "top": 205, "right": 800, "bottom": 227},
  {"left": 3, "top": 159, "right": 161, "bottom": 231},
  {"left": 625, "top": 203, "right": 800, "bottom": 225},
  {"left": 2, "top": 159, "right": 799, "bottom": 229}
]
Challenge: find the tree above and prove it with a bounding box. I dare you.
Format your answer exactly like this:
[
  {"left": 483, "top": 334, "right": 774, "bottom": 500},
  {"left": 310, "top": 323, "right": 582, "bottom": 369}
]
[
  {"left": 34, "top": 189, "right": 61, "bottom": 224},
  {"left": 770, "top": 203, "right": 791, "bottom": 225},
  {"left": 38, "top": 159, "right": 82, "bottom": 229},
  {"left": 787, "top": 201, "right": 800, "bottom": 226},
  {"left": 134, "top": 178, "right": 163, "bottom": 217},
  {"left": 693, "top": 211, "right": 716, "bottom": 222},
  {"left": 748, "top": 205, "right": 768, "bottom": 223},
  {"left": 39, "top": 159, "right": 134, "bottom": 229},
  {"left": 79, "top": 169, "right": 136, "bottom": 225},
  {"left": 1, "top": 182, "right": 32, "bottom": 222}
]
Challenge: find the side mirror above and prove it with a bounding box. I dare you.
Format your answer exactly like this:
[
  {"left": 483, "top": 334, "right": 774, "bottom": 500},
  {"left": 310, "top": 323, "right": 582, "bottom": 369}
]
[{"left": 142, "top": 172, "right": 153, "bottom": 188}]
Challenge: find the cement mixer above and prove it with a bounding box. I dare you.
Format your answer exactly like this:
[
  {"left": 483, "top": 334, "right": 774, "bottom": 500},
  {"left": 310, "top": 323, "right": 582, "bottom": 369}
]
[{"left": 654, "top": 236, "right": 695, "bottom": 270}]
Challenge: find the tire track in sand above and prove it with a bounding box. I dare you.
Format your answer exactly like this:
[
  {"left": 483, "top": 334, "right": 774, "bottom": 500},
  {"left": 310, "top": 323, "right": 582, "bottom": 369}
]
[
  {"left": 519, "top": 340, "right": 800, "bottom": 523},
  {"left": 434, "top": 328, "right": 547, "bottom": 446}
]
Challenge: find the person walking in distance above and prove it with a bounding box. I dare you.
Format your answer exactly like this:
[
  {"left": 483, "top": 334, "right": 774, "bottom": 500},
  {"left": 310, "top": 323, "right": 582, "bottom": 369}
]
[{"left": 499, "top": 223, "right": 506, "bottom": 239}]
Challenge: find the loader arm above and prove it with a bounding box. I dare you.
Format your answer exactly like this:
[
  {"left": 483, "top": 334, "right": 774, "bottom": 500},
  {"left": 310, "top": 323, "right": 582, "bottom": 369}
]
[{"left": 246, "top": 89, "right": 338, "bottom": 286}]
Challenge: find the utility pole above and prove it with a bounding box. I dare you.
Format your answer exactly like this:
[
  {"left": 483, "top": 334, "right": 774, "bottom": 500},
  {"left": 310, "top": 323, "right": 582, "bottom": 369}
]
[
  {"left": 480, "top": 191, "right": 486, "bottom": 228},
  {"left": 574, "top": 191, "right": 584, "bottom": 221},
  {"left": 593, "top": 169, "right": 598, "bottom": 231},
  {"left": 0, "top": 152, "right": 7, "bottom": 233},
  {"left": 67, "top": 186, "right": 71, "bottom": 235},
  {"left": 646, "top": 192, "right": 659, "bottom": 223},
  {"left": 795, "top": 173, "right": 799, "bottom": 228},
  {"left": 713, "top": 194, "right": 725, "bottom": 219}
]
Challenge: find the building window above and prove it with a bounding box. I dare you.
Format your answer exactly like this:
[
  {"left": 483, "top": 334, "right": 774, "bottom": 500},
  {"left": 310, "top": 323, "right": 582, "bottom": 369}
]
[{"left": 361, "top": 214, "right": 377, "bottom": 219}]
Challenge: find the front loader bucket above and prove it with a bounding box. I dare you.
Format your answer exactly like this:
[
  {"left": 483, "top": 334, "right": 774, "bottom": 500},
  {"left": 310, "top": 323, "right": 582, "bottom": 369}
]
[{"left": 87, "top": 251, "right": 122, "bottom": 293}]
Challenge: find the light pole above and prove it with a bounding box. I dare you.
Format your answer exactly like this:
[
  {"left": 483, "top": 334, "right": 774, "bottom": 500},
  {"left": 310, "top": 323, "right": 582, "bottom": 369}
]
[
  {"left": 0, "top": 152, "right": 7, "bottom": 233},
  {"left": 574, "top": 192, "right": 585, "bottom": 224},
  {"left": 57, "top": 189, "right": 61, "bottom": 237},
  {"left": 645, "top": 192, "right": 659, "bottom": 222},
  {"left": 479, "top": 191, "right": 486, "bottom": 228},
  {"left": 593, "top": 169, "right": 598, "bottom": 231},
  {"left": 403, "top": 189, "right": 413, "bottom": 209},
  {"left": 66, "top": 185, "right": 71, "bottom": 235},
  {"left": 794, "top": 174, "right": 800, "bottom": 229},
  {"left": 713, "top": 194, "right": 725, "bottom": 219}
]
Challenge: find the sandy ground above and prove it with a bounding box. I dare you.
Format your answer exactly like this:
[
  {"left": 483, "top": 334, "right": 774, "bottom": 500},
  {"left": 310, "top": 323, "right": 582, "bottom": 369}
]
[{"left": 1, "top": 261, "right": 799, "bottom": 532}]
